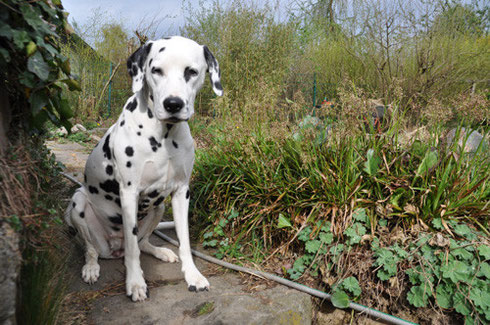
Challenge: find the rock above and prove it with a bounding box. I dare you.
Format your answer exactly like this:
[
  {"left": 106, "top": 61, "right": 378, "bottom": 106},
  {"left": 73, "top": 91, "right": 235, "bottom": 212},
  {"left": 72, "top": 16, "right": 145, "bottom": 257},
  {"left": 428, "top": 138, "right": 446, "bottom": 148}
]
[
  {"left": 0, "top": 222, "right": 21, "bottom": 325},
  {"left": 89, "top": 273, "right": 313, "bottom": 325},
  {"left": 444, "top": 127, "right": 487, "bottom": 153},
  {"left": 71, "top": 123, "right": 87, "bottom": 133}
]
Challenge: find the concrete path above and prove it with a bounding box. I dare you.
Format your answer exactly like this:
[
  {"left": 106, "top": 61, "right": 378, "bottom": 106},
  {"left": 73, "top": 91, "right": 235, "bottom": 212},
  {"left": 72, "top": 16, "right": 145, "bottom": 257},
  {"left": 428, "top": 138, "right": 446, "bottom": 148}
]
[{"left": 47, "top": 139, "right": 313, "bottom": 325}]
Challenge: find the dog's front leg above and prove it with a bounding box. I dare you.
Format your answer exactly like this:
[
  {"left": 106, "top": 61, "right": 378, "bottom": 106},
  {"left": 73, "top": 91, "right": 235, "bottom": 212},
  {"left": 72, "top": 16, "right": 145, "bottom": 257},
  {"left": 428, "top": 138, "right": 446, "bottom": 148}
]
[
  {"left": 120, "top": 188, "right": 148, "bottom": 301},
  {"left": 172, "top": 186, "right": 210, "bottom": 292}
]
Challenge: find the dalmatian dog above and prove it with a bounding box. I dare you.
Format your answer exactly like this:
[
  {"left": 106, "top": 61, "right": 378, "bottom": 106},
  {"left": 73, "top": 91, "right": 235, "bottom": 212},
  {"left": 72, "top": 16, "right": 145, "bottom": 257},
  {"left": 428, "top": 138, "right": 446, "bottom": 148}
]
[{"left": 65, "top": 36, "right": 223, "bottom": 302}]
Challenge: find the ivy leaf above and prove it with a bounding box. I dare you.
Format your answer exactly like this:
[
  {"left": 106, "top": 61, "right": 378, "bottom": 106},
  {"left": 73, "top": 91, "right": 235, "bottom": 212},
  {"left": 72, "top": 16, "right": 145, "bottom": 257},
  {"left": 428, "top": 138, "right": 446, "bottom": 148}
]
[
  {"left": 453, "top": 292, "right": 471, "bottom": 316},
  {"left": 352, "top": 208, "right": 368, "bottom": 223},
  {"left": 305, "top": 239, "right": 321, "bottom": 254},
  {"left": 407, "top": 285, "right": 430, "bottom": 307},
  {"left": 342, "top": 276, "right": 361, "bottom": 297},
  {"left": 298, "top": 226, "right": 312, "bottom": 242},
  {"left": 29, "top": 90, "right": 49, "bottom": 115},
  {"left": 477, "top": 245, "right": 490, "bottom": 260},
  {"left": 12, "top": 29, "right": 29, "bottom": 49},
  {"left": 277, "top": 213, "right": 292, "bottom": 229},
  {"left": 331, "top": 290, "right": 350, "bottom": 308},
  {"left": 27, "top": 52, "right": 50, "bottom": 81},
  {"left": 477, "top": 262, "right": 490, "bottom": 279},
  {"left": 441, "top": 261, "right": 471, "bottom": 283},
  {"left": 436, "top": 284, "right": 453, "bottom": 308},
  {"left": 319, "top": 232, "right": 333, "bottom": 244},
  {"left": 364, "top": 149, "right": 381, "bottom": 176}
]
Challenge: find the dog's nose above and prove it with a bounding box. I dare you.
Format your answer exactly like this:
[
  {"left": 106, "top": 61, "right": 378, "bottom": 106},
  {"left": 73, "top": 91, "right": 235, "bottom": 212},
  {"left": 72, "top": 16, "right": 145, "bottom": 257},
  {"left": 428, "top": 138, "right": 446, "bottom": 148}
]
[{"left": 163, "top": 97, "right": 184, "bottom": 113}]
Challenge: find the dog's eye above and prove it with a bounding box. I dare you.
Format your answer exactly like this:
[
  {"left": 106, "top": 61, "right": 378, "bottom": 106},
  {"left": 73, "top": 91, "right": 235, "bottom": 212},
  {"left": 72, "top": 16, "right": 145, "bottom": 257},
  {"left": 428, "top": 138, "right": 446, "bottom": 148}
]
[
  {"left": 151, "top": 67, "right": 163, "bottom": 75},
  {"left": 184, "top": 67, "right": 198, "bottom": 81}
]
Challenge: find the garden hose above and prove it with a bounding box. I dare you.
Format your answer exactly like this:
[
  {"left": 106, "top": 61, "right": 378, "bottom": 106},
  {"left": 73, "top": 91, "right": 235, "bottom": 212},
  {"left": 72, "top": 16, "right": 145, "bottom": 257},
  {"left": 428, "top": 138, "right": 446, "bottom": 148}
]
[
  {"left": 153, "top": 229, "right": 418, "bottom": 325},
  {"left": 60, "top": 173, "right": 416, "bottom": 325}
]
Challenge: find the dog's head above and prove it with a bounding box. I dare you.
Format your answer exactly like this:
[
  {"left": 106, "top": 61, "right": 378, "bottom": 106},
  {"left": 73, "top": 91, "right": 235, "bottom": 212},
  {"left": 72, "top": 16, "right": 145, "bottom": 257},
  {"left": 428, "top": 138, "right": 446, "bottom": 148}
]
[{"left": 127, "top": 36, "right": 223, "bottom": 123}]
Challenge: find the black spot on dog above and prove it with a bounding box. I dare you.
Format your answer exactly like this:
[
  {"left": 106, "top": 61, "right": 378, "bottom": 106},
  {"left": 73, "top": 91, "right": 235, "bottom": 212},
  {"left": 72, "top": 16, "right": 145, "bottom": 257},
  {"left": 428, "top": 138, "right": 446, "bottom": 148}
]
[
  {"left": 159, "top": 47, "right": 166, "bottom": 52},
  {"left": 188, "top": 285, "right": 197, "bottom": 292},
  {"left": 172, "top": 140, "right": 178, "bottom": 149},
  {"left": 137, "top": 132, "right": 141, "bottom": 136},
  {"left": 133, "top": 226, "right": 138, "bottom": 235},
  {"left": 126, "top": 161, "right": 132, "bottom": 168},
  {"left": 127, "top": 181, "right": 132, "bottom": 186},
  {"left": 153, "top": 196, "right": 165, "bottom": 206},
  {"left": 164, "top": 36, "right": 171, "bottom": 40},
  {"left": 72, "top": 202, "right": 76, "bottom": 208},
  {"left": 68, "top": 226, "right": 77, "bottom": 236},
  {"left": 149, "top": 137, "right": 160, "bottom": 152},
  {"left": 148, "top": 58, "right": 153, "bottom": 66},
  {"left": 106, "top": 165, "right": 113, "bottom": 176},
  {"left": 100, "top": 179, "right": 120, "bottom": 196},
  {"left": 125, "top": 146, "right": 134, "bottom": 157},
  {"left": 143, "top": 198, "right": 150, "bottom": 203},
  {"left": 126, "top": 98, "right": 138, "bottom": 112},
  {"left": 184, "top": 67, "right": 197, "bottom": 82},
  {"left": 164, "top": 131, "right": 169, "bottom": 139},
  {"left": 112, "top": 226, "right": 120, "bottom": 231},
  {"left": 167, "top": 123, "right": 173, "bottom": 130},
  {"left": 84, "top": 174, "right": 87, "bottom": 183},
  {"left": 79, "top": 211, "right": 85, "bottom": 218},
  {"left": 105, "top": 194, "right": 113, "bottom": 201},
  {"left": 186, "top": 190, "right": 190, "bottom": 199},
  {"left": 139, "top": 124, "right": 143, "bottom": 129},
  {"left": 115, "top": 198, "right": 121, "bottom": 207},
  {"left": 214, "top": 81, "right": 223, "bottom": 91},
  {"left": 147, "top": 108, "right": 154, "bottom": 119},
  {"left": 137, "top": 212, "right": 147, "bottom": 220},
  {"left": 109, "top": 214, "right": 123, "bottom": 224},
  {"left": 148, "top": 190, "right": 159, "bottom": 198},
  {"left": 150, "top": 94, "right": 153, "bottom": 101},
  {"left": 88, "top": 186, "right": 99, "bottom": 194},
  {"left": 120, "top": 120, "right": 125, "bottom": 127},
  {"left": 103, "top": 134, "right": 112, "bottom": 160}
]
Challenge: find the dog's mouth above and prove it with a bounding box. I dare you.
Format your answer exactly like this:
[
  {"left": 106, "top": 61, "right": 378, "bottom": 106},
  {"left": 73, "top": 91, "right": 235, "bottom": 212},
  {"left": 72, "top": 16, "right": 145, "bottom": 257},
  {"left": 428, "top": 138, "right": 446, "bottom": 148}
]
[{"left": 164, "top": 117, "right": 189, "bottom": 123}]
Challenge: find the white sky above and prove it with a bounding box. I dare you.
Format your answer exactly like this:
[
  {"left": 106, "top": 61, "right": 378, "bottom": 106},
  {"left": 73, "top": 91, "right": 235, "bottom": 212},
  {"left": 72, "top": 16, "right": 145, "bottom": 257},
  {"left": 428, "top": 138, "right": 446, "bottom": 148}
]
[{"left": 62, "top": 0, "right": 204, "bottom": 39}]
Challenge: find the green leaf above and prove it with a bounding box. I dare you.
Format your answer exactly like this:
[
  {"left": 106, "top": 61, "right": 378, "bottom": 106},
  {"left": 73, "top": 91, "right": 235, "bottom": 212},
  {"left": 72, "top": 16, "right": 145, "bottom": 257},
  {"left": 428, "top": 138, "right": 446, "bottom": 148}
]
[
  {"left": 305, "top": 240, "right": 321, "bottom": 253},
  {"left": 416, "top": 150, "right": 438, "bottom": 177},
  {"left": 0, "top": 24, "right": 13, "bottom": 39},
  {"left": 277, "top": 213, "right": 292, "bottom": 229},
  {"left": 364, "top": 149, "right": 381, "bottom": 176},
  {"left": 477, "top": 262, "right": 490, "bottom": 279},
  {"left": 26, "top": 41, "right": 37, "bottom": 57},
  {"left": 477, "top": 245, "right": 490, "bottom": 260},
  {"left": 407, "top": 285, "right": 430, "bottom": 307},
  {"left": 60, "top": 78, "right": 82, "bottom": 91},
  {"left": 342, "top": 277, "right": 361, "bottom": 297},
  {"left": 432, "top": 218, "right": 443, "bottom": 230},
  {"left": 441, "top": 261, "right": 471, "bottom": 283},
  {"left": 344, "top": 223, "right": 366, "bottom": 245},
  {"left": 436, "top": 284, "right": 453, "bottom": 308},
  {"left": 56, "top": 97, "right": 74, "bottom": 119},
  {"left": 352, "top": 208, "right": 368, "bottom": 223},
  {"left": 453, "top": 292, "right": 471, "bottom": 316},
  {"left": 319, "top": 232, "right": 333, "bottom": 244},
  {"left": 29, "top": 90, "right": 49, "bottom": 115},
  {"left": 331, "top": 290, "right": 350, "bottom": 308},
  {"left": 12, "top": 29, "right": 29, "bottom": 49},
  {"left": 298, "top": 226, "right": 312, "bottom": 242},
  {"left": 27, "top": 52, "right": 50, "bottom": 81}
]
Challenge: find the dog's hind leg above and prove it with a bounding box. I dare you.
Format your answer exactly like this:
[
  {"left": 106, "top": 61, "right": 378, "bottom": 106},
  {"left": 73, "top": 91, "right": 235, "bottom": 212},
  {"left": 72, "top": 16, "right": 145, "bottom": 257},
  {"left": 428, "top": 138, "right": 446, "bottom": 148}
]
[
  {"left": 138, "top": 208, "right": 179, "bottom": 263},
  {"left": 67, "top": 189, "right": 101, "bottom": 284}
]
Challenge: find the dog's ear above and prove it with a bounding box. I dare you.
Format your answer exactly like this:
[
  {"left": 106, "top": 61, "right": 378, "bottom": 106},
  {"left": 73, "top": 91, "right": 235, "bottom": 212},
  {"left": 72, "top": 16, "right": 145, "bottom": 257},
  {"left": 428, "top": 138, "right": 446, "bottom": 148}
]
[
  {"left": 203, "top": 45, "right": 223, "bottom": 96},
  {"left": 127, "top": 42, "right": 153, "bottom": 93}
]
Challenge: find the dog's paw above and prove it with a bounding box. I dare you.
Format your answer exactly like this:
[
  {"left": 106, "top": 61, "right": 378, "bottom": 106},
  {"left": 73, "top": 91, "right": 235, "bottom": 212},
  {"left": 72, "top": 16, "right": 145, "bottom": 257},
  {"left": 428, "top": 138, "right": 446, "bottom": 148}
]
[
  {"left": 82, "top": 263, "right": 100, "bottom": 284},
  {"left": 126, "top": 278, "right": 148, "bottom": 302},
  {"left": 154, "top": 247, "right": 179, "bottom": 263},
  {"left": 184, "top": 267, "right": 209, "bottom": 292}
]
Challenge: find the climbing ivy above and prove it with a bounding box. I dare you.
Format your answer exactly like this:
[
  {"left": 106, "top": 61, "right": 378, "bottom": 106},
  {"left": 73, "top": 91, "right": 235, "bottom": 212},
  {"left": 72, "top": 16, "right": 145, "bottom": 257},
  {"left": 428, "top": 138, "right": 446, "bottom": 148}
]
[{"left": 0, "top": 0, "right": 79, "bottom": 132}]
